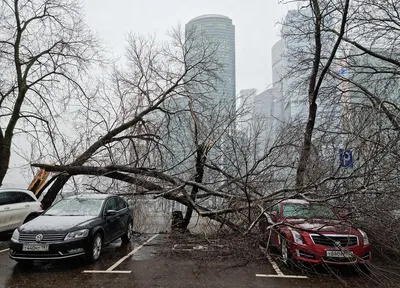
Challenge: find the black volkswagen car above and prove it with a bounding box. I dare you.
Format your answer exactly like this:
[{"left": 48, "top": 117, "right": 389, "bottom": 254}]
[{"left": 9, "top": 194, "right": 133, "bottom": 266}]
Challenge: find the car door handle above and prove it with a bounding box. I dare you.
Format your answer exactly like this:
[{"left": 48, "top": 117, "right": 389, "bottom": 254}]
[
  {"left": 25, "top": 205, "right": 29, "bottom": 208},
  {"left": 4, "top": 207, "right": 10, "bottom": 210}
]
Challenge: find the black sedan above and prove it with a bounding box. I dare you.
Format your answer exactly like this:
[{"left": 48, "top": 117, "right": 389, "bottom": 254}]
[{"left": 9, "top": 194, "right": 133, "bottom": 266}]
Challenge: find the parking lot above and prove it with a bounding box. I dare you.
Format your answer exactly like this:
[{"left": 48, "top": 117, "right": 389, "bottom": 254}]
[{"left": 0, "top": 233, "right": 396, "bottom": 288}]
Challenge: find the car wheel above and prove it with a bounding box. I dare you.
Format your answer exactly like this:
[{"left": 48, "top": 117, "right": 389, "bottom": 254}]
[
  {"left": 121, "top": 220, "right": 133, "bottom": 243},
  {"left": 86, "top": 233, "right": 102, "bottom": 263}
]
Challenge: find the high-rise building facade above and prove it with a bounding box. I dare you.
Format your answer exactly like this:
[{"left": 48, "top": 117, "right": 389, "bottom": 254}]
[
  {"left": 186, "top": 14, "right": 236, "bottom": 104},
  {"left": 237, "top": 88, "right": 257, "bottom": 134}
]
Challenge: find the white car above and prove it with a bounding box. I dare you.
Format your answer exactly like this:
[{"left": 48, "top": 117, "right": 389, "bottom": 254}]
[{"left": 0, "top": 189, "right": 43, "bottom": 233}]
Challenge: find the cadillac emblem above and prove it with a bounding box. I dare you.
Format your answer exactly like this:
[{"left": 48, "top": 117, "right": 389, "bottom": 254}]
[{"left": 35, "top": 234, "right": 44, "bottom": 243}]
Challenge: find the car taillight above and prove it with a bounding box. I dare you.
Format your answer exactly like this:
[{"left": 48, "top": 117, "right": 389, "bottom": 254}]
[{"left": 40, "top": 203, "right": 44, "bottom": 210}]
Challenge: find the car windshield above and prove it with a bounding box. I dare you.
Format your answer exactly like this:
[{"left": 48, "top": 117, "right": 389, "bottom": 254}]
[
  {"left": 283, "top": 203, "right": 338, "bottom": 220},
  {"left": 44, "top": 198, "right": 104, "bottom": 216}
]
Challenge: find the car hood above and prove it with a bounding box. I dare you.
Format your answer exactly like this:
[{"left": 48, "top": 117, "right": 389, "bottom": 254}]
[
  {"left": 19, "top": 215, "right": 98, "bottom": 233},
  {"left": 285, "top": 219, "right": 357, "bottom": 234}
]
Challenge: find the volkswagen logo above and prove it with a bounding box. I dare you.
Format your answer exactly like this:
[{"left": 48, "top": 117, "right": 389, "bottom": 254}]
[{"left": 35, "top": 234, "right": 43, "bottom": 243}]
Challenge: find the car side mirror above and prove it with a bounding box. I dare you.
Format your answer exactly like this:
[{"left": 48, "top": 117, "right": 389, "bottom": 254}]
[
  {"left": 105, "top": 210, "right": 117, "bottom": 216},
  {"left": 270, "top": 211, "right": 278, "bottom": 222}
]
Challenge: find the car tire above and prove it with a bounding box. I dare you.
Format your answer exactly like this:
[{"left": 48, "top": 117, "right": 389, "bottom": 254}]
[
  {"left": 121, "top": 220, "right": 133, "bottom": 243},
  {"left": 86, "top": 233, "right": 102, "bottom": 263}
]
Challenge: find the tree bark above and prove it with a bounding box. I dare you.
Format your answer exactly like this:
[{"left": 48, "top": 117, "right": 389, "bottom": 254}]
[
  {"left": 295, "top": 0, "right": 322, "bottom": 188},
  {"left": 0, "top": 139, "right": 12, "bottom": 186},
  {"left": 0, "top": 2, "right": 26, "bottom": 186},
  {"left": 295, "top": 0, "right": 350, "bottom": 188},
  {"left": 182, "top": 144, "right": 206, "bottom": 230}
]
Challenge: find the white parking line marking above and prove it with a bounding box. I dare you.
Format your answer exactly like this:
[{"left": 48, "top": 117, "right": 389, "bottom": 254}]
[
  {"left": 83, "top": 234, "right": 160, "bottom": 274},
  {"left": 83, "top": 270, "right": 131, "bottom": 274},
  {"left": 259, "top": 245, "right": 308, "bottom": 279},
  {"left": 256, "top": 274, "right": 308, "bottom": 279},
  {"left": 106, "top": 234, "right": 159, "bottom": 271},
  {"left": 265, "top": 253, "right": 284, "bottom": 276},
  {"left": 0, "top": 248, "right": 9, "bottom": 253}
]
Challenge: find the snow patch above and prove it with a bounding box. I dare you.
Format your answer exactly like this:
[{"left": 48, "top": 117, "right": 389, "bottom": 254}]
[
  {"left": 20, "top": 215, "right": 96, "bottom": 232},
  {"left": 282, "top": 199, "right": 309, "bottom": 204},
  {"left": 67, "top": 193, "right": 111, "bottom": 200}
]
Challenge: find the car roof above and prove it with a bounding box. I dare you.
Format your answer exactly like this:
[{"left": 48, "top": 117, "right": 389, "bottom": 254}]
[
  {"left": 280, "top": 199, "right": 310, "bottom": 205},
  {"left": 0, "top": 188, "right": 34, "bottom": 194},
  {"left": 65, "top": 193, "right": 114, "bottom": 200}
]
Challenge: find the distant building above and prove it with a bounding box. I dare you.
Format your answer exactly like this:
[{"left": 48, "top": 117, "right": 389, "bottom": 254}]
[
  {"left": 184, "top": 15, "right": 237, "bottom": 182},
  {"left": 186, "top": 14, "right": 236, "bottom": 105},
  {"left": 280, "top": 9, "right": 311, "bottom": 122},
  {"left": 237, "top": 88, "right": 257, "bottom": 134},
  {"left": 252, "top": 87, "right": 284, "bottom": 145},
  {"left": 342, "top": 46, "right": 400, "bottom": 131},
  {"left": 272, "top": 39, "right": 284, "bottom": 87},
  {"left": 272, "top": 7, "right": 341, "bottom": 128},
  {"left": 160, "top": 96, "right": 192, "bottom": 172}
]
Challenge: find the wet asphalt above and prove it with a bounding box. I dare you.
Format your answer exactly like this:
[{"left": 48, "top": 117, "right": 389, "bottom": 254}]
[{"left": 0, "top": 233, "right": 397, "bottom": 288}]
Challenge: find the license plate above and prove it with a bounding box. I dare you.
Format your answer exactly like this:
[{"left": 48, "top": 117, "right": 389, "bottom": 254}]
[
  {"left": 22, "top": 244, "right": 49, "bottom": 252},
  {"left": 326, "top": 250, "right": 353, "bottom": 258}
]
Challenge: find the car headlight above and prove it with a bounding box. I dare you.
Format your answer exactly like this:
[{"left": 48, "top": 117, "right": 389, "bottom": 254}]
[
  {"left": 358, "top": 229, "right": 369, "bottom": 245},
  {"left": 291, "top": 230, "right": 304, "bottom": 245},
  {"left": 11, "top": 229, "right": 19, "bottom": 241},
  {"left": 64, "top": 229, "right": 89, "bottom": 241}
]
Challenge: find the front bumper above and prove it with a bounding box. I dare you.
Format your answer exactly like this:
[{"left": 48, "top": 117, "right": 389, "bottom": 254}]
[
  {"left": 289, "top": 243, "right": 372, "bottom": 265},
  {"left": 9, "top": 238, "right": 90, "bottom": 261}
]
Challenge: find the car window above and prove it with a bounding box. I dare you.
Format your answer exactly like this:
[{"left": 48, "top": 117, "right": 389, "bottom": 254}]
[
  {"left": 104, "top": 198, "right": 117, "bottom": 211},
  {"left": 18, "top": 192, "right": 36, "bottom": 203},
  {"left": 44, "top": 198, "right": 104, "bottom": 216},
  {"left": 282, "top": 203, "right": 338, "bottom": 219},
  {"left": 115, "top": 198, "right": 126, "bottom": 211},
  {"left": 269, "top": 204, "right": 280, "bottom": 220},
  {"left": 0, "top": 192, "right": 13, "bottom": 205},
  {"left": 0, "top": 192, "right": 20, "bottom": 205}
]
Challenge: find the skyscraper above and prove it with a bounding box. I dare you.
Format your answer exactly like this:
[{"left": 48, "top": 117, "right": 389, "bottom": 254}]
[
  {"left": 186, "top": 14, "right": 236, "bottom": 104},
  {"left": 237, "top": 88, "right": 256, "bottom": 133}
]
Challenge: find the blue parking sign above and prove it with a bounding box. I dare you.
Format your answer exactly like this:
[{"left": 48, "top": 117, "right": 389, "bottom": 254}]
[
  {"left": 340, "top": 149, "right": 353, "bottom": 168},
  {"left": 339, "top": 67, "right": 349, "bottom": 77}
]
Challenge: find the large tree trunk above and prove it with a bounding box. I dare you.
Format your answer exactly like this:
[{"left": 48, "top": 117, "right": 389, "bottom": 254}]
[
  {"left": 295, "top": 0, "right": 322, "bottom": 188},
  {"left": 295, "top": 0, "right": 349, "bottom": 188},
  {"left": 182, "top": 144, "right": 206, "bottom": 230},
  {"left": 32, "top": 162, "right": 246, "bottom": 233},
  {"left": 40, "top": 174, "right": 71, "bottom": 208},
  {"left": 0, "top": 139, "right": 12, "bottom": 186},
  {"left": 295, "top": 102, "right": 318, "bottom": 188},
  {"left": 40, "top": 104, "right": 163, "bottom": 208}
]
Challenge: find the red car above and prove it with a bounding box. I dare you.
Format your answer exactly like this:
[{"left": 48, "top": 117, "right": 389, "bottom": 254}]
[{"left": 259, "top": 199, "right": 371, "bottom": 266}]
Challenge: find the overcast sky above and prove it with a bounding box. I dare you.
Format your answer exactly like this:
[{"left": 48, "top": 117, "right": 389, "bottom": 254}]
[
  {"left": 82, "top": 0, "right": 293, "bottom": 92},
  {"left": 4, "top": 0, "right": 294, "bottom": 188}
]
